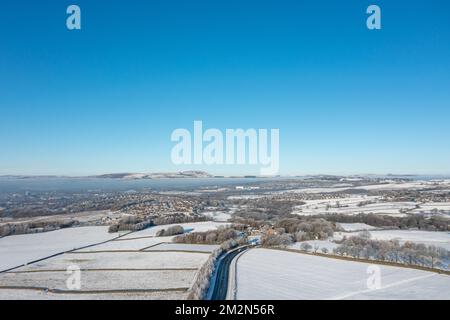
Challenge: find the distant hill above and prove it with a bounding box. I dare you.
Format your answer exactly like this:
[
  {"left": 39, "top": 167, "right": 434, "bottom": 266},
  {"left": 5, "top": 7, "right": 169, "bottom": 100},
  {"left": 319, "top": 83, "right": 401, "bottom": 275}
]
[
  {"left": 93, "top": 171, "right": 213, "bottom": 180},
  {"left": 0, "top": 171, "right": 214, "bottom": 180}
]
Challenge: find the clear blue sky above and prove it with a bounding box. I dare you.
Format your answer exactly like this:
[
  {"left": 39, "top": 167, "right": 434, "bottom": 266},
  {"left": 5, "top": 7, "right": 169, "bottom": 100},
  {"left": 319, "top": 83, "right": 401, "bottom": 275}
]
[{"left": 1, "top": 0, "right": 449, "bottom": 176}]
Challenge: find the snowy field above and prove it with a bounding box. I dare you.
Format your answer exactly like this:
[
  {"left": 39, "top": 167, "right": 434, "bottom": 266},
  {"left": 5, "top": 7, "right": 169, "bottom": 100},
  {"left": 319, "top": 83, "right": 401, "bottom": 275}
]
[
  {"left": 338, "top": 223, "right": 379, "bottom": 232},
  {"left": 227, "top": 195, "right": 266, "bottom": 200},
  {"left": 0, "top": 221, "right": 223, "bottom": 299},
  {"left": 410, "top": 202, "right": 450, "bottom": 215},
  {"left": 16, "top": 251, "right": 209, "bottom": 271},
  {"left": 234, "top": 248, "right": 450, "bottom": 300},
  {"left": 0, "top": 289, "right": 186, "bottom": 300},
  {"left": 200, "top": 211, "right": 231, "bottom": 222},
  {"left": 120, "top": 221, "right": 229, "bottom": 240},
  {"left": 145, "top": 243, "right": 219, "bottom": 252},
  {"left": 74, "top": 236, "right": 173, "bottom": 252},
  {"left": 288, "top": 240, "right": 339, "bottom": 253},
  {"left": 334, "top": 230, "right": 450, "bottom": 251},
  {"left": 0, "top": 269, "right": 196, "bottom": 291},
  {"left": 292, "top": 196, "right": 415, "bottom": 217},
  {"left": 282, "top": 181, "right": 445, "bottom": 194},
  {"left": 0, "top": 250, "right": 208, "bottom": 300},
  {"left": 0, "top": 226, "right": 118, "bottom": 271}
]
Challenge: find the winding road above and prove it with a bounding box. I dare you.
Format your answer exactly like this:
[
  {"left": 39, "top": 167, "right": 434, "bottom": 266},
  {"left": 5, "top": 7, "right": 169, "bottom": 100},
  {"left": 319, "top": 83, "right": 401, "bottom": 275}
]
[{"left": 210, "top": 246, "right": 248, "bottom": 300}]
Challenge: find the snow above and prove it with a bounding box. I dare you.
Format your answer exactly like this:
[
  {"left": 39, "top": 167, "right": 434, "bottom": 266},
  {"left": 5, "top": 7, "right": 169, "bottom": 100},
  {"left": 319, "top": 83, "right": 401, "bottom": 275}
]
[
  {"left": 0, "top": 269, "right": 196, "bottom": 291},
  {"left": 284, "top": 187, "right": 359, "bottom": 194},
  {"left": 0, "top": 226, "right": 118, "bottom": 272},
  {"left": 334, "top": 230, "right": 450, "bottom": 251},
  {"left": 144, "top": 243, "right": 219, "bottom": 252},
  {"left": 74, "top": 221, "right": 228, "bottom": 252},
  {"left": 0, "top": 221, "right": 225, "bottom": 299},
  {"left": 227, "top": 195, "right": 266, "bottom": 200},
  {"left": 120, "top": 221, "right": 229, "bottom": 240},
  {"left": 74, "top": 236, "right": 174, "bottom": 252},
  {"left": 234, "top": 248, "right": 450, "bottom": 300},
  {"left": 282, "top": 181, "right": 442, "bottom": 195},
  {"left": 288, "top": 240, "right": 339, "bottom": 253},
  {"left": 0, "top": 289, "right": 187, "bottom": 300},
  {"left": 292, "top": 196, "right": 415, "bottom": 217},
  {"left": 338, "top": 223, "right": 379, "bottom": 232},
  {"left": 411, "top": 202, "right": 450, "bottom": 215},
  {"left": 353, "top": 182, "right": 434, "bottom": 191},
  {"left": 16, "top": 251, "right": 209, "bottom": 271},
  {"left": 200, "top": 211, "right": 231, "bottom": 222}
]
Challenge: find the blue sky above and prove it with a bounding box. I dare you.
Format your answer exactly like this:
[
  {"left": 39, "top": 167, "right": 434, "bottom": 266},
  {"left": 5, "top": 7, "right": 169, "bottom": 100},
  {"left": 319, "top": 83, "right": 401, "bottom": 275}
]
[{"left": 1, "top": 0, "right": 449, "bottom": 176}]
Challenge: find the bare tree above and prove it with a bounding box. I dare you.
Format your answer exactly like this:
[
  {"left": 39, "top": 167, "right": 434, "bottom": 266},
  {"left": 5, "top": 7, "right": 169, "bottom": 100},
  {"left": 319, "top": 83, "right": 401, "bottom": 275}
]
[{"left": 313, "top": 243, "right": 320, "bottom": 253}]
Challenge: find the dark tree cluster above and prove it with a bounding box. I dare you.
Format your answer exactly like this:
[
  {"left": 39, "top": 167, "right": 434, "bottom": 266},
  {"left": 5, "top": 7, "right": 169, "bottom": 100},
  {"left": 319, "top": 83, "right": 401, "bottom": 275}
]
[{"left": 155, "top": 225, "right": 184, "bottom": 237}]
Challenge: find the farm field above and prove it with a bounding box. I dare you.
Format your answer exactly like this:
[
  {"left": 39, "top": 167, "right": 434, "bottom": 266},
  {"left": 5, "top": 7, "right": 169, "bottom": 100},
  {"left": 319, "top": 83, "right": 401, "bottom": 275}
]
[
  {"left": 0, "top": 222, "right": 222, "bottom": 299},
  {"left": 74, "top": 236, "right": 174, "bottom": 252},
  {"left": 283, "top": 181, "right": 447, "bottom": 194},
  {"left": 145, "top": 243, "right": 219, "bottom": 252},
  {"left": 119, "top": 221, "right": 229, "bottom": 239},
  {"left": 0, "top": 226, "right": 118, "bottom": 271},
  {"left": 0, "top": 269, "right": 196, "bottom": 291},
  {"left": 200, "top": 210, "right": 231, "bottom": 222},
  {"left": 16, "top": 251, "right": 209, "bottom": 270},
  {"left": 338, "top": 223, "right": 379, "bottom": 232},
  {"left": 334, "top": 230, "right": 450, "bottom": 251},
  {"left": 288, "top": 240, "right": 339, "bottom": 252},
  {"left": 410, "top": 202, "right": 450, "bottom": 215},
  {"left": 0, "top": 289, "right": 185, "bottom": 300},
  {"left": 234, "top": 248, "right": 450, "bottom": 300},
  {"left": 292, "top": 196, "right": 416, "bottom": 217}
]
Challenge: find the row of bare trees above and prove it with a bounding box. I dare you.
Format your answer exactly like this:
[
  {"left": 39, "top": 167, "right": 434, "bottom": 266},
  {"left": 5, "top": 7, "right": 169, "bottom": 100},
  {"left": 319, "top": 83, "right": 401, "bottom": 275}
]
[
  {"left": 173, "top": 226, "right": 247, "bottom": 245},
  {"left": 155, "top": 225, "right": 184, "bottom": 237},
  {"left": 108, "top": 213, "right": 210, "bottom": 233},
  {"left": 334, "top": 235, "right": 449, "bottom": 270},
  {"left": 317, "top": 213, "right": 449, "bottom": 231},
  {"left": 0, "top": 219, "right": 78, "bottom": 237},
  {"left": 260, "top": 218, "right": 336, "bottom": 247},
  {"left": 187, "top": 239, "right": 241, "bottom": 300}
]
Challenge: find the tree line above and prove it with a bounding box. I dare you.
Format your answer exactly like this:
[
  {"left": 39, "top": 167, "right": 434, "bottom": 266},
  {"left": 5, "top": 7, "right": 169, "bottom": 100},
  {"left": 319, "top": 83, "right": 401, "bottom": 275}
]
[
  {"left": 315, "top": 213, "right": 449, "bottom": 231},
  {"left": 333, "top": 233, "right": 449, "bottom": 270}
]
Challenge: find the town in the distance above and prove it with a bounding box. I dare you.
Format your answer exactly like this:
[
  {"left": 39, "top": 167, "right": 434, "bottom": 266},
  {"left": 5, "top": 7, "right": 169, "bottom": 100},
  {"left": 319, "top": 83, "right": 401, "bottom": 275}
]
[{"left": 0, "top": 172, "right": 449, "bottom": 300}]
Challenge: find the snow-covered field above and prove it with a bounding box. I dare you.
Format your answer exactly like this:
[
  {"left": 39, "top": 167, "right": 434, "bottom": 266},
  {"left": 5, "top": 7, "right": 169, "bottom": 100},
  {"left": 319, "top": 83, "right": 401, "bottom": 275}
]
[
  {"left": 145, "top": 243, "right": 219, "bottom": 252},
  {"left": 0, "top": 250, "right": 207, "bottom": 300},
  {"left": 338, "top": 223, "right": 379, "bottom": 232},
  {"left": 200, "top": 211, "right": 231, "bottom": 222},
  {"left": 0, "top": 269, "right": 196, "bottom": 291},
  {"left": 283, "top": 181, "right": 443, "bottom": 194},
  {"left": 410, "top": 202, "right": 450, "bottom": 215},
  {"left": 74, "top": 236, "right": 173, "bottom": 252},
  {"left": 120, "top": 221, "right": 229, "bottom": 240},
  {"left": 0, "top": 226, "right": 118, "bottom": 271},
  {"left": 234, "top": 248, "right": 450, "bottom": 300},
  {"left": 334, "top": 230, "right": 450, "bottom": 251},
  {"left": 292, "top": 196, "right": 415, "bottom": 217},
  {"left": 288, "top": 240, "right": 339, "bottom": 253},
  {"left": 0, "top": 289, "right": 185, "bottom": 300},
  {"left": 0, "top": 221, "right": 223, "bottom": 299},
  {"left": 16, "top": 251, "right": 209, "bottom": 270},
  {"left": 227, "top": 195, "right": 266, "bottom": 200}
]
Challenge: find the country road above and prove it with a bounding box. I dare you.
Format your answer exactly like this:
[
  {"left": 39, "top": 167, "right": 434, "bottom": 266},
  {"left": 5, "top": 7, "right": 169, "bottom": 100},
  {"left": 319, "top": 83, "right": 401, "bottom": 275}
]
[{"left": 210, "top": 246, "right": 248, "bottom": 300}]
